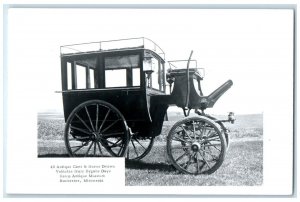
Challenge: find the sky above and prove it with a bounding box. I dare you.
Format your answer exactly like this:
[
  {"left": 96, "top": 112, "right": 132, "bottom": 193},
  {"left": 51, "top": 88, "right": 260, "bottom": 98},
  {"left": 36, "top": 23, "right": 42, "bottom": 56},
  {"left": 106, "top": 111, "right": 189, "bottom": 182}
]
[{"left": 7, "top": 8, "right": 294, "bottom": 115}]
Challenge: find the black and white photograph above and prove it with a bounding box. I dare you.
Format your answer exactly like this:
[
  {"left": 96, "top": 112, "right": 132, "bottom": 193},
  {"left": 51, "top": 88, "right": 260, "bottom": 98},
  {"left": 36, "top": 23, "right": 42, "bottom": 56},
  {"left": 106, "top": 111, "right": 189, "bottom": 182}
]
[{"left": 3, "top": 3, "right": 295, "bottom": 196}]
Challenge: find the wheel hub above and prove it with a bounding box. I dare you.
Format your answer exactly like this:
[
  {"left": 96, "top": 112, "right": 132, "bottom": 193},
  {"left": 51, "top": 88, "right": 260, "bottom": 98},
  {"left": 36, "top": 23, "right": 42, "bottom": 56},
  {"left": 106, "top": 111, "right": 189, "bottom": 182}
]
[
  {"left": 191, "top": 142, "right": 201, "bottom": 152},
  {"left": 92, "top": 132, "right": 101, "bottom": 141}
]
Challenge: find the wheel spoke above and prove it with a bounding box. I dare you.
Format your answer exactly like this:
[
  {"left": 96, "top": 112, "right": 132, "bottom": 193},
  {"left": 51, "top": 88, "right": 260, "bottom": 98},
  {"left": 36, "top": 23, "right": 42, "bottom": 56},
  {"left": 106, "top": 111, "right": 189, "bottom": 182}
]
[
  {"left": 131, "top": 140, "right": 139, "bottom": 157},
  {"left": 200, "top": 123, "right": 206, "bottom": 138},
  {"left": 179, "top": 154, "right": 193, "bottom": 170},
  {"left": 117, "top": 145, "right": 124, "bottom": 156},
  {"left": 70, "top": 125, "right": 92, "bottom": 136},
  {"left": 175, "top": 151, "right": 189, "bottom": 162},
  {"left": 200, "top": 148, "right": 219, "bottom": 161},
  {"left": 205, "top": 136, "right": 221, "bottom": 142},
  {"left": 85, "top": 106, "right": 95, "bottom": 131},
  {"left": 126, "top": 136, "right": 154, "bottom": 160},
  {"left": 93, "top": 141, "right": 97, "bottom": 156},
  {"left": 172, "top": 135, "right": 189, "bottom": 143},
  {"left": 171, "top": 145, "right": 189, "bottom": 150},
  {"left": 196, "top": 153, "right": 200, "bottom": 173},
  {"left": 133, "top": 138, "right": 146, "bottom": 150},
  {"left": 206, "top": 132, "right": 218, "bottom": 139},
  {"left": 198, "top": 151, "right": 211, "bottom": 169},
  {"left": 205, "top": 143, "right": 221, "bottom": 147},
  {"left": 204, "top": 130, "right": 212, "bottom": 138},
  {"left": 206, "top": 142, "right": 221, "bottom": 151},
  {"left": 85, "top": 141, "right": 94, "bottom": 157},
  {"left": 96, "top": 141, "right": 103, "bottom": 155},
  {"left": 180, "top": 126, "right": 192, "bottom": 140},
  {"left": 95, "top": 104, "right": 99, "bottom": 131},
  {"left": 101, "top": 119, "right": 120, "bottom": 134},
  {"left": 75, "top": 114, "right": 93, "bottom": 132},
  {"left": 72, "top": 142, "right": 88, "bottom": 154},
  {"left": 98, "top": 109, "right": 110, "bottom": 133}
]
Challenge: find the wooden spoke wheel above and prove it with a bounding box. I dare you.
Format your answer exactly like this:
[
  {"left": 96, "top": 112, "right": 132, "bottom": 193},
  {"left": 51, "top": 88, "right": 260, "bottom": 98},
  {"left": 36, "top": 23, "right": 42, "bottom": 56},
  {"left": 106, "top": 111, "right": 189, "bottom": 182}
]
[
  {"left": 126, "top": 135, "right": 155, "bottom": 160},
  {"left": 64, "top": 100, "right": 129, "bottom": 157},
  {"left": 167, "top": 116, "right": 226, "bottom": 174}
]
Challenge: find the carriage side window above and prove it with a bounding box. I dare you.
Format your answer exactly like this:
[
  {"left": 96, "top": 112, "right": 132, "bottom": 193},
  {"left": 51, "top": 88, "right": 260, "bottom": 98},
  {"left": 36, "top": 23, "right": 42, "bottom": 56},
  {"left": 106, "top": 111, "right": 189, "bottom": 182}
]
[
  {"left": 90, "top": 69, "right": 95, "bottom": 88},
  {"left": 104, "top": 55, "right": 140, "bottom": 88},
  {"left": 143, "top": 56, "right": 163, "bottom": 91},
  {"left": 105, "top": 69, "right": 127, "bottom": 87},
  {"left": 66, "top": 61, "right": 96, "bottom": 90},
  {"left": 67, "top": 62, "right": 72, "bottom": 90},
  {"left": 76, "top": 64, "right": 87, "bottom": 89},
  {"left": 132, "top": 68, "right": 140, "bottom": 86},
  {"left": 151, "top": 58, "right": 159, "bottom": 90}
]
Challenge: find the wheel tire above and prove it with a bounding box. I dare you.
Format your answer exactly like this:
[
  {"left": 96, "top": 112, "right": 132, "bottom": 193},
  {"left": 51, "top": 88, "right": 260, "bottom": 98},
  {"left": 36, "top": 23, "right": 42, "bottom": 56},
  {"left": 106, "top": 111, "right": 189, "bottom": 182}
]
[
  {"left": 167, "top": 116, "right": 226, "bottom": 174},
  {"left": 126, "top": 136, "right": 155, "bottom": 160},
  {"left": 64, "top": 100, "right": 129, "bottom": 157}
]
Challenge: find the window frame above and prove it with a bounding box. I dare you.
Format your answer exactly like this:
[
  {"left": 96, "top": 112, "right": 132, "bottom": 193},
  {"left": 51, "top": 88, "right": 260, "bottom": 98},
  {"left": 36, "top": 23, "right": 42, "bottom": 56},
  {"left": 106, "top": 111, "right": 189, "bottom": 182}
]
[
  {"left": 66, "top": 61, "right": 96, "bottom": 90},
  {"left": 103, "top": 53, "right": 142, "bottom": 88},
  {"left": 143, "top": 52, "right": 165, "bottom": 92}
]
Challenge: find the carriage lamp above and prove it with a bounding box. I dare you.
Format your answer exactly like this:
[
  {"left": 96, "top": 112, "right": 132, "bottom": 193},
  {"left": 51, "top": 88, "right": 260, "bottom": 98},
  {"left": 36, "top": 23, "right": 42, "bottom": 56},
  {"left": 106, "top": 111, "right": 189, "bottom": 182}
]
[
  {"left": 228, "top": 112, "right": 235, "bottom": 124},
  {"left": 145, "top": 70, "right": 154, "bottom": 88}
]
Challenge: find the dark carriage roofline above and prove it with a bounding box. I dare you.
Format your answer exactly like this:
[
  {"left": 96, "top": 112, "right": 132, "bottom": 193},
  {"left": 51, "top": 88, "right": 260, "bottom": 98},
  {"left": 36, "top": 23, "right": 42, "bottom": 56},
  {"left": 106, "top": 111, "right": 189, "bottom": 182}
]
[{"left": 60, "top": 37, "right": 165, "bottom": 60}]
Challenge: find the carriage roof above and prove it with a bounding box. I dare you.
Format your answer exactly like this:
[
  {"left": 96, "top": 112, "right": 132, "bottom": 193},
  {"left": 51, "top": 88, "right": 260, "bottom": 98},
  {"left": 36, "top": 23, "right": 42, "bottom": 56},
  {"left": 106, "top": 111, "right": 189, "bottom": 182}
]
[{"left": 60, "top": 37, "right": 165, "bottom": 60}]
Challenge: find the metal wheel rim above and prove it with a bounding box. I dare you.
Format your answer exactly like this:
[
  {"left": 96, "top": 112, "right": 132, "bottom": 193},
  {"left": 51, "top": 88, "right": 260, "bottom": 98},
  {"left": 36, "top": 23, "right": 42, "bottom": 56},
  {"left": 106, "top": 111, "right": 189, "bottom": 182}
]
[
  {"left": 64, "top": 100, "right": 129, "bottom": 157},
  {"left": 126, "top": 136, "right": 155, "bottom": 160},
  {"left": 167, "top": 116, "right": 226, "bottom": 174}
]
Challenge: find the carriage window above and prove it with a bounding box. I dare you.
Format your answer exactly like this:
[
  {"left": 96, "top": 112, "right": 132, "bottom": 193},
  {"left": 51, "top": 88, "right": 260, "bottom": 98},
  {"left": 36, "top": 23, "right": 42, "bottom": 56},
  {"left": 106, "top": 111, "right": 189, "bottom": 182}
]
[
  {"left": 105, "top": 55, "right": 139, "bottom": 69},
  {"left": 143, "top": 56, "right": 163, "bottom": 91},
  {"left": 76, "top": 64, "right": 87, "bottom": 89},
  {"left": 67, "top": 62, "right": 72, "bottom": 90},
  {"left": 151, "top": 58, "right": 159, "bottom": 90},
  {"left": 104, "top": 55, "right": 140, "bottom": 88},
  {"left": 105, "top": 69, "right": 127, "bottom": 87},
  {"left": 90, "top": 69, "right": 95, "bottom": 88},
  {"left": 132, "top": 68, "right": 140, "bottom": 86}
]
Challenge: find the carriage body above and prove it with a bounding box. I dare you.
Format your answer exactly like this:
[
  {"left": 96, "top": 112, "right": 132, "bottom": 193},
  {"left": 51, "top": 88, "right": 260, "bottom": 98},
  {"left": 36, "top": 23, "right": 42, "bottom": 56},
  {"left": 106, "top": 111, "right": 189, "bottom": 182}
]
[{"left": 60, "top": 38, "right": 168, "bottom": 138}]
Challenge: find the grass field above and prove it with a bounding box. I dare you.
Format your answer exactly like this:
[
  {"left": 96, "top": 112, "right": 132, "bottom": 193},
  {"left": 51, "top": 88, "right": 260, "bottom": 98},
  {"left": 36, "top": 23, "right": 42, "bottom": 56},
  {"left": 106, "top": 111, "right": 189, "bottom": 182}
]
[{"left": 38, "top": 113, "right": 263, "bottom": 186}]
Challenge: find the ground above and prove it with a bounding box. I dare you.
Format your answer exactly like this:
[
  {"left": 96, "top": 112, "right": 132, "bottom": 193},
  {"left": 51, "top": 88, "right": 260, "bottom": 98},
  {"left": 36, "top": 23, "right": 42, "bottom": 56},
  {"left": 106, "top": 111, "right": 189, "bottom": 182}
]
[{"left": 38, "top": 113, "right": 263, "bottom": 186}]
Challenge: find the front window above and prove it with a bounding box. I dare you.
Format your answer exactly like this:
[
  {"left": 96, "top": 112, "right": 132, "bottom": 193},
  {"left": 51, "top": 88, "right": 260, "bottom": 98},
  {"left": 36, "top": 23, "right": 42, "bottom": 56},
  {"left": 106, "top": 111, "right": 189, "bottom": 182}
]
[
  {"left": 143, "top": 53, "right": 164, "bottom": 91},
  {"left": 104, "top": 55, "right": 140, "bottom": 88}
]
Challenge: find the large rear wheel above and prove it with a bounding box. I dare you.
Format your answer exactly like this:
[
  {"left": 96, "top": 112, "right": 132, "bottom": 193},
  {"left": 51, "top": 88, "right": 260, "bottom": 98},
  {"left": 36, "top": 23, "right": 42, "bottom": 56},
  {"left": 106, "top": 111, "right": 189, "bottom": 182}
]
[
  {"left": 167, "top": 116, "right": 226, "bottom": 174},
  {"left": 64, "top": 100, "right": 129, "bottom": 157}
]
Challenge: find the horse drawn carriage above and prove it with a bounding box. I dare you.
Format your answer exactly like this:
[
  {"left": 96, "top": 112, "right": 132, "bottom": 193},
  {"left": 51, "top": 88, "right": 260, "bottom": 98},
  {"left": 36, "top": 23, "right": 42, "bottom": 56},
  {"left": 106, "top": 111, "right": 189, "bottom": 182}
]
[{"left": 60, "top": 37, "right": 235, "bottom": 174}]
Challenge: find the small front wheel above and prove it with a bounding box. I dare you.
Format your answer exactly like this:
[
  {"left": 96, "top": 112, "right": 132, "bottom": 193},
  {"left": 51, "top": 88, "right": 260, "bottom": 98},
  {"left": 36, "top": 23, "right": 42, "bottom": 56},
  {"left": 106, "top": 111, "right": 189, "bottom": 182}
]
[{"left": 167, "top": 116, "right": 226, "bottom": 174}]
